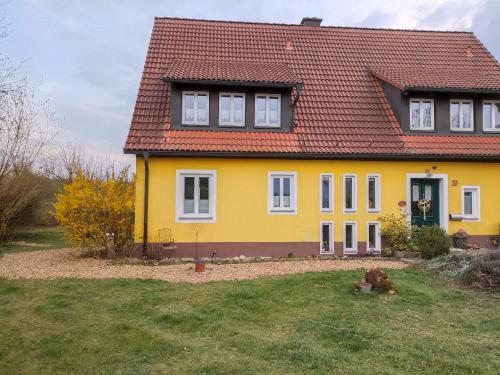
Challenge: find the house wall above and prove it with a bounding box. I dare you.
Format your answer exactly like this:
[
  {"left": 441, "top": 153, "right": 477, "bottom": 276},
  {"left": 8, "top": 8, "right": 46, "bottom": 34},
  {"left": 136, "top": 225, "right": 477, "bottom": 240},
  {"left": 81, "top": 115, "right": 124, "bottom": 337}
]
[{"left": 134, "top": 156, "right": 500, "bottom": 257}]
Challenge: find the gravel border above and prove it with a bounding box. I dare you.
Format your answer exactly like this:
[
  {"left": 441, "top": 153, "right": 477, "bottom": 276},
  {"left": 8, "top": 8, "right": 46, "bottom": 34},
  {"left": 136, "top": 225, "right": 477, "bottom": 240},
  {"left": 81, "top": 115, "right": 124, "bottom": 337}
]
[{"left": 0, "top": 248, "right": 408, "bottom": 283}]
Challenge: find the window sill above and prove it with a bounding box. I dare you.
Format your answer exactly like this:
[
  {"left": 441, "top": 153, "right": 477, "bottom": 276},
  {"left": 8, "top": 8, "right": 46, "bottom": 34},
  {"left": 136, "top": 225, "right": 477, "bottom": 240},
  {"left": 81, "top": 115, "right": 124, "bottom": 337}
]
[
  {"left": 344, "top": 249, "right": 358, "bottom": 254},
  {"left": 483, "top": 129, "right": 500, "bottom": 133},
  {"left": 343, "top": 210, "right": 357, "bottom": 214},
  {"left": 269, "top": 209, "right": 296, "bottom": 215},
  {"left": 218, "top": 123, "right": 245, "bottom": 128},
  {"left": 450, "top": 129, "right": 474, "bottom": 132},
  {"left": 255, "top": 124, "right": 281, "bottom": 129},
  {"left": 181, "top": 123, "right": 210, "bottom": 127},
  {"left": 367, "top": 209, "right": 380, "bottom": 214},
  {"left": 176, "top": 215, "right": 215, "bottom": 223},
  {"left": 409, "top": 129, "right": 436, "bottom": 132},
  {"left": 320, "top": 209, "right": 334, "bottom": 214},
  {"left": 462, "top": 217, "right": 480, "bottom": 221}
]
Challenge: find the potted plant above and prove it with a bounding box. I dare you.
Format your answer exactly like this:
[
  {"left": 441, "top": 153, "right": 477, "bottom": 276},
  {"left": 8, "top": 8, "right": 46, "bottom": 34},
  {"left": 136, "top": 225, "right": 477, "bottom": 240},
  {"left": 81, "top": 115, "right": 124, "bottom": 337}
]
[{"left": 354, "top": 280, "right": 372, "bottom": 294}]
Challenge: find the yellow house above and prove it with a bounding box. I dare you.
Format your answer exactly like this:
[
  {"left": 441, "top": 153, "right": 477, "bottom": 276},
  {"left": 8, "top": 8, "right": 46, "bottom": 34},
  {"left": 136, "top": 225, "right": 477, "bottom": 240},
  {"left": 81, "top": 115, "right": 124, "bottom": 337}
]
[{"left": 125, "top": 17, "right": 500, "bottom": 258}]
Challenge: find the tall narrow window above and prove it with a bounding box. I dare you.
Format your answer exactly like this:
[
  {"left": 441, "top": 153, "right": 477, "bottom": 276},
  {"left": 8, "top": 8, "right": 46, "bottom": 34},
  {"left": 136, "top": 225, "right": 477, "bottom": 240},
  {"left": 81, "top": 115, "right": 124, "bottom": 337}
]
[
  {"left": 219, "top": 93, "right": 245, "bottom": 126},
  {"left": 367, "top": 174, "right": 380, "bottom": 213},
  {"left": 268, "top": 172, "right": 297, "bottom": 214},
  {"left": 320, "top": 221, "right": 334, "bottom": 254},
  {"left": 483, "top": 101, "right": 500, "bottom": 131},
  {"left": 255, "top": 94, "right": 281, "bottom": 127},
  {"left": 320, "top": 174, "right": 333, "bottom": 213},
  {"left": 462, "top": 186, "right": 480, "bottom": 220},
  {"left": 410, "top": 99, "right": 434, "bottom": 130},
  {"left": 343, "top": 174, "right": 357, "bottom": 213},
  {"left": 343, "top": 222, "right": 358, "bottom": 254},
  {"left": 176, "top": 170, "right": 216, "bottom": 222},
  {"left": 450, "top": 100, "right": 473, "bottom": 131},
  {"left": 367, "top": 222, "right": 381, "bottom": 254},
  {"left": 182, "top": 91, "right": 209, "bottom": 125}
]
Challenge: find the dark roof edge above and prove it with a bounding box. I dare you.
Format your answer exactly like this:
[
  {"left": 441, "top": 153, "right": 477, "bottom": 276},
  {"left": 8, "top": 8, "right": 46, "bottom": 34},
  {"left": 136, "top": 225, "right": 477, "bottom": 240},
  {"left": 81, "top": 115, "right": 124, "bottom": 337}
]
[
  {"left": 405, "top": 87, "right": 500, "bottom": 94},
  {"left": 164, "top": 78, "right": 298, "bottom": 88},
  {"left": 123, "top": 149, "right": 500, "bottom": 162}
]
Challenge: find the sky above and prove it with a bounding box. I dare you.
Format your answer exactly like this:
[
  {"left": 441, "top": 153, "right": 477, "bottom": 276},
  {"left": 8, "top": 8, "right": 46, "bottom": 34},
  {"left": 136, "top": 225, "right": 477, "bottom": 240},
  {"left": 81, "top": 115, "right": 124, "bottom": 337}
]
[{"left": 3, "top": 0, "right": 500, "bottom": 167}]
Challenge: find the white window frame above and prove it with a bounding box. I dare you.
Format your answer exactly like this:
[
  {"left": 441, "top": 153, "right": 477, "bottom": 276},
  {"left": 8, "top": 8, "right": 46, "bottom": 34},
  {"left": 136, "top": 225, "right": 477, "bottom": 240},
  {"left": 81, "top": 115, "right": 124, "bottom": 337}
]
[
  {"left": 343, "top": 221, "right": 358, "bottom": 255},
  {"left": 255, "top": 94, "right": 281, "bottom": 128},
  {"left": 320, "top": 221, "right": 334, "bottom": 255},
  {"left": 343, "top": 174, "right": 357, "bottom": 213},
  {"left": 267, "top": 171, "right": 297, "bottom": 215},
  {"left": 366, "top": 174, "right": 381, "bottom": 213},
  {"left": 461, "top": 186, "right": 480, "bottom": 221},
  {"left": 410, "top": 98, "right": 435, "bottom": 130},
  {"left": 450, "top": 99, "right": 474, "bottom": 131},
  {"left": 366, "top": 221, "right": 381, "bottom": 254},
  {"left": 482, "top": 100, "right": 500, "bottom": 132},
  {"left": 175, "top": 169, "right": 216, "bottom": 223},
  {"left": 319, "top": 173, "right": 334, "bottom": 213},
  {"left": 182, "top": 91, "right": 210, "bottom": 126},
  {"left": 218, "top": 92, "right": 245, "bottom": 127}
]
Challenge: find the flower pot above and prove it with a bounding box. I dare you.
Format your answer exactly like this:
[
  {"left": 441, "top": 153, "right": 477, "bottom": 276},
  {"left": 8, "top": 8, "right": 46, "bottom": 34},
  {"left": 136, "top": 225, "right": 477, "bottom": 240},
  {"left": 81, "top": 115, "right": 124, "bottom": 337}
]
[
  {"left": 359, "top": 283, "right": 372, "bottom": 294},
  {"left": 195, "top": 259, "right": 205, "bottom": 272}
]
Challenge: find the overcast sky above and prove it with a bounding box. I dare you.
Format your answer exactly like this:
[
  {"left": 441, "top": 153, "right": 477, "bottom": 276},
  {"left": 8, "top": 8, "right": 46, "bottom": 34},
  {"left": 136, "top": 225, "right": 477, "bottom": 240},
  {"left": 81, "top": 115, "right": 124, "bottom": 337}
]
[{"left": 3, "top": 0, "right": 499, "bottom": 166}]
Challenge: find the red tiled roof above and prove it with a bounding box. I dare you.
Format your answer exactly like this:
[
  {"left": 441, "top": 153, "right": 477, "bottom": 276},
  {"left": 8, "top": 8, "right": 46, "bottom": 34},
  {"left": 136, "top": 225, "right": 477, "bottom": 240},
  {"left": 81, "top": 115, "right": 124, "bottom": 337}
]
[
  {"left": 164, "top": 59, "right": 300, "bottom": 85},
  {"left": 125, "top": 18, "right": 500, "bottom": 158}
]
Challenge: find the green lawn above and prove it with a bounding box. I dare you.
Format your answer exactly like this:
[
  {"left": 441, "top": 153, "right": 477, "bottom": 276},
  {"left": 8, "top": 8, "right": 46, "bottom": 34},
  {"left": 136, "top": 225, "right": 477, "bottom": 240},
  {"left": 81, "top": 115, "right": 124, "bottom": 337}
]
[
  {"left": 0, "top": 227, "right": 69, "bottom": 254},
  {"left": 0, "top": 269, "right": 499, "bottom": 374}
]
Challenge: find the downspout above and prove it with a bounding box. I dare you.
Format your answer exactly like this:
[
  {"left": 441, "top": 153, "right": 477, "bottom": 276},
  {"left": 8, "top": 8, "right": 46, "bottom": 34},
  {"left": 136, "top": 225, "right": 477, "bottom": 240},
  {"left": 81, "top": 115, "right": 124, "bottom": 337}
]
[
  {"left": 291, "top": 83, "right": 303, "bottom": 129},
  {"left": 142, "top": 152, "right": 150, "bottom": 257}
]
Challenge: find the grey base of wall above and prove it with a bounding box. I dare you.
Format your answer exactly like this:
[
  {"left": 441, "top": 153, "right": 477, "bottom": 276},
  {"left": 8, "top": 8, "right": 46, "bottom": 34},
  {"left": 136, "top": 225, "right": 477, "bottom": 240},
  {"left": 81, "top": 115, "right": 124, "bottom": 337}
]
[{"left": 132, "top": 241, "right": 373, "bottom": 258}]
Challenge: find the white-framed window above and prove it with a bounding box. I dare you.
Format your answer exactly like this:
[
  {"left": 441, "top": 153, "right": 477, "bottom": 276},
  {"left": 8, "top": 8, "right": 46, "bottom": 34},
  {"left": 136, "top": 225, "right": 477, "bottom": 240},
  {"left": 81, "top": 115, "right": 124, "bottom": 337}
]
[
  {"left": 367, "top": 174, "right": 381, "bottom": 213},
  {"left": 450, "top": 100, "right": 473, "bottom": 131},
  {"left": 219, "top": 93, "right": 245, "bottom": 127},
  {"left": 268, "top": 171, "right": 297, "bottom": 214},
  {"left": 255, "top": 94, "right": 281, "bottom": 127},
  {"left": 182, "top": 91, "right": 209, "bottom": 125},
  {"left": 483, "top": 101, "right": 500, "bottom": 132},
  {"left": 410, "top": 98, "right": 434, "bottom": 130},
  {"left": 366, "top": 221, "right": 381, "bottom": 254},
  {"left": 176, "top": 170, "right": 216, "bottom": 222},
  {"left": 343, "top": 174, "right": 357, "bottom": 213},
  {"left": 462, "top": 186, "right": 480, "bottom": 221},
  {"left": 343, "top": 221, "right": 358, "bottom": 254},
  {"left": 320, "top": 174, "right": 334, "bottom": 213},
  {"left": 320, "top": 221, "right": 334, "bottom": 255}
]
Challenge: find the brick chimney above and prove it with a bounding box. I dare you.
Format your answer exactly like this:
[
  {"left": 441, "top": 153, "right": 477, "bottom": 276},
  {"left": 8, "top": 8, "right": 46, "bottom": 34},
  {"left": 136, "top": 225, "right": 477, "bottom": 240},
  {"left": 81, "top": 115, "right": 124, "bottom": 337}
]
[{"left": 300, "top": 17, "right": 323, "bottom": 26}]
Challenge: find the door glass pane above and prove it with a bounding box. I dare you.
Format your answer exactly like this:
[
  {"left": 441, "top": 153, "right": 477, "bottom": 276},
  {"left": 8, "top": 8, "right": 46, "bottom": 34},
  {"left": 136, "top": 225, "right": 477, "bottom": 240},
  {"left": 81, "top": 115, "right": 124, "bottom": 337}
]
[
  {"left": 322, "top": 224, "right": 330, "bottom": 252},
  {"left": 464, "top": 191, "right": 473, "bottom": 215},
  {"left": 483, "top": 104, "right": 492, "bottom": 129},
  {"left": 368, "top": 177, "right": 376, "bottom": 209},
  {"left": 450, "top": 102, "right": 460, "bottom": 128},
  {"left": 197, "top": 94, "right": 208, "bottom": 122},
  {"left": 424, "top": 185, "right": 432, "bottom": 200},
  {"left": 422, "top": 101, "right": 432, "bottom": 128},
  {"left": 345, "top": 178, "right": 353, "bottom": 209},
  {"left": 283, "top": 177, "right": 291, "bottom": 207},
  {"left": 462, "top": 102, "right": 471, "bottom": 129},
  {"left": 269, "top": 97, "right": 279, "bottom": 124},
  {"left": 411, "top": 101, "right": 420, "bottom": 128},
  {"left": 233, "top": 95, "right": 244, "bottom": 123},
  {"left": 368, "top": 224, "right": 376, "bottom": 249},
  {"left": 273, "top": 177, "right": 280, "bottom": 207},
  {"left": 345, "top": 225, "right": 353, "bottom": 248},
  {"left": 256, "top": 96, "right": 266, "bottom": 124},
  {"left": 412, "top": 184, "right": 420, "bottom": 214},
  {"left": 184, "top": 94, "right": 195, "bottom": 122},
  {"left": 322, "top": 177, "right": 330, "bottom": 209},
  {"left": 220, "top": 95, "right": 231, "bottom": 123},
  {"left": 183, "top": 177, "right": 195, "bottom": 213},
  {"left": 198, "top": 177, "right": 209, "bottom": 214},
  {"left": 494, "top": 103, "right": 500, "bottom": 129}
]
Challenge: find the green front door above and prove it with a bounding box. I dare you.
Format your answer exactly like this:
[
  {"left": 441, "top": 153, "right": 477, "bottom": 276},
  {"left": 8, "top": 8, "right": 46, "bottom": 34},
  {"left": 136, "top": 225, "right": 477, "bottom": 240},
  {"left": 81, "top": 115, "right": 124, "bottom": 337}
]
[{"left": 411, "top": 179, "right": 440, "bottom": 227}]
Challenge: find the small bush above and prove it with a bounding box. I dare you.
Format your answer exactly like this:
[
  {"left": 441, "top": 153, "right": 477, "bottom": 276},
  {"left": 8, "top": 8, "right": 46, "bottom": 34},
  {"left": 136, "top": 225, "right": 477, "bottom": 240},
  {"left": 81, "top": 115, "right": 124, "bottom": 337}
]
[
  {"left": 364, "top": 268, "right": 396, "bottom": 292},
  {"left": 379, "top": 213, "right": 416, "bottom": 256},
  {"left": 459, "top": 250, "right": 500, "bottom": 290},
  {"left": 414, "top": 225, "right": 451, "bottom": 260}
]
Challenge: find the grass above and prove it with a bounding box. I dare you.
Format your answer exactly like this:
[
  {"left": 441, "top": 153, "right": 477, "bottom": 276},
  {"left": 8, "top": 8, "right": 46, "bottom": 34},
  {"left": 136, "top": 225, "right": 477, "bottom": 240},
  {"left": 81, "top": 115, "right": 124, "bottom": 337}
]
[
  {"left": 0, "top": 227, "right": 69, "bottom": 254},
  {"left": 0, "top": 269, "right": 499, "bottom": 374}
]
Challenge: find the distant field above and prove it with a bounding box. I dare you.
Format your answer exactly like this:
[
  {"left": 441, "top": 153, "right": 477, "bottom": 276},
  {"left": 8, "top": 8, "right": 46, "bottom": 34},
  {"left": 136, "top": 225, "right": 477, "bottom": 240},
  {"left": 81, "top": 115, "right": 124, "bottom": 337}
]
[{"left": 0, "top": 227, "right": 69, "bottom": 254}]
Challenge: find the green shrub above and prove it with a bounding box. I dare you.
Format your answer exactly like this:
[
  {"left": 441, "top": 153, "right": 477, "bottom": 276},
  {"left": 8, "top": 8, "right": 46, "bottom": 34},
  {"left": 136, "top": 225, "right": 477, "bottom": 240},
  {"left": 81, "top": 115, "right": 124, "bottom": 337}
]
[
  {"left": 379, "top": 213, "right": 416, "bottom": 256},
  {"left": 414, "top": 225, "right": 451, "bottom": 259}
]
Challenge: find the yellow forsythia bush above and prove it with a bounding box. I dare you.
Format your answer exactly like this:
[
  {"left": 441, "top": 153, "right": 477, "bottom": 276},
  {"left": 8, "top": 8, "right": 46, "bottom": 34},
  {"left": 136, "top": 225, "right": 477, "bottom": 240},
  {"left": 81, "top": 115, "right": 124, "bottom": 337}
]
[{"left": 53, "top": 167, "right": 134, "bottom": 257}]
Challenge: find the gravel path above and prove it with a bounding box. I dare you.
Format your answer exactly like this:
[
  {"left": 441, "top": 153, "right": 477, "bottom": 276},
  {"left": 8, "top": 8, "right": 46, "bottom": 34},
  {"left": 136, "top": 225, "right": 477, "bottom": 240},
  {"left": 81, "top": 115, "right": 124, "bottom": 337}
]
[{"left": 0, "top": 248, "right": 408, "bottom": 283}]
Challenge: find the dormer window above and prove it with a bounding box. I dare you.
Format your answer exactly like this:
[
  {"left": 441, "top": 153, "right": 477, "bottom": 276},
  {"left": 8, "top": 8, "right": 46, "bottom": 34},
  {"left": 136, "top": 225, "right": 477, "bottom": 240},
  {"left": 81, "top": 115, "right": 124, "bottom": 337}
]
[
  {"left": 450, "top": 100, "right": 473, "bottom": 131},
  {"left": 483, "top": 101, "right": 500, "bottom": 132},
  {"left": 219, "top": 93, "right": 245, "bottom": 127},
  {"left": 182, "top": 91, "right": 209, "bottom": 125},
  {"left": 255, "top": 94, "right": 281, "bottom": 127},
  {"left": 410, "top": 99, "right": 434, "bottom": 130}
]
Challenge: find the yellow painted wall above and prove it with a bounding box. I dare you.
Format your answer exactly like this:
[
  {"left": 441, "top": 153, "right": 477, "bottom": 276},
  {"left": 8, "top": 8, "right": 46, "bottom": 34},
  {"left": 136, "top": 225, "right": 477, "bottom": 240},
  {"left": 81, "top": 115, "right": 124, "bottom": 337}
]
[{"left": 134, "top": 157, "right": 500, "bottom": 245}]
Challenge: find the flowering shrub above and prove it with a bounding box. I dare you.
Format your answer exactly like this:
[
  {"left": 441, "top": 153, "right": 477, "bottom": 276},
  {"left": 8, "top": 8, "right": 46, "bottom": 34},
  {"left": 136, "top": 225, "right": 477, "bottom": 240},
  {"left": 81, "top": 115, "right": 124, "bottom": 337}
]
[
  {"left": 379, "top": 213, "right": 417, "bottom": 256},
  {"left": 53, "top": 167, "right": 134, "bottom": 258}
]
